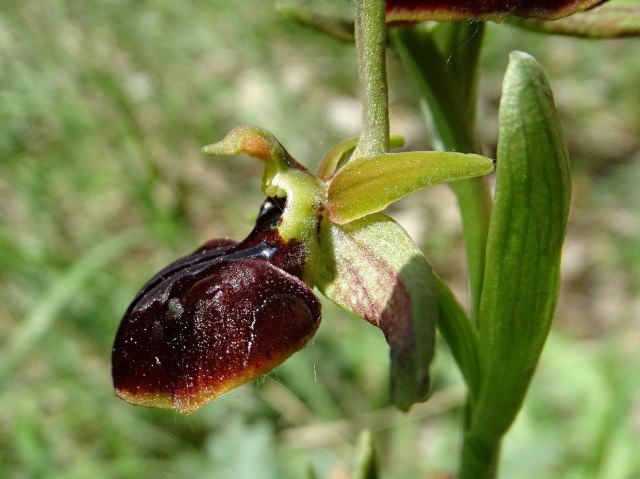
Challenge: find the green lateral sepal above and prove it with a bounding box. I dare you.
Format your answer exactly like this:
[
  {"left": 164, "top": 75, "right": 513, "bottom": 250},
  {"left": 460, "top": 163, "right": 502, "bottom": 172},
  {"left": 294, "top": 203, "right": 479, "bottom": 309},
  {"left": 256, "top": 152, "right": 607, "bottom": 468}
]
[
  {"left": 328, "top": 151, "right": 494, "bottom": 224},
  {"left": 316, "top": 212, "right": 437, "bottom": 411}
]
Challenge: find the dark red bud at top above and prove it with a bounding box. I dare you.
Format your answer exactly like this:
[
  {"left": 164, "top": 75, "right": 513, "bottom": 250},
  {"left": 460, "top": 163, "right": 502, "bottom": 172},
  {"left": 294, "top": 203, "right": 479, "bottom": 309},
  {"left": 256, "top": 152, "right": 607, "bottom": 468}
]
[
  {"left": 385, "top": 0, "right": 609, "bottom": 23},
  {"left": 112, "top": 198, "right": 321, "bottom": 413}
]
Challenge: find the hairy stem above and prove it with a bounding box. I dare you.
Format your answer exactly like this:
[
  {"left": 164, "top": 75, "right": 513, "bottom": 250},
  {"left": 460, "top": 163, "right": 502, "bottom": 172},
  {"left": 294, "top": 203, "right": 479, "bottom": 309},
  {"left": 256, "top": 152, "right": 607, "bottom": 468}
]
[{"left": 352, "top": 0, "right": 389, "bottom": 158}]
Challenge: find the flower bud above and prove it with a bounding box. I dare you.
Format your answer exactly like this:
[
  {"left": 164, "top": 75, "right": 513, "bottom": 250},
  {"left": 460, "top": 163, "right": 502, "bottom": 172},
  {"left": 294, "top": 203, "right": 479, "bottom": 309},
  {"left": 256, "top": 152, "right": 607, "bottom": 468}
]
[{"left": 385, "top": 0, "right": 608, "bottom": 23}]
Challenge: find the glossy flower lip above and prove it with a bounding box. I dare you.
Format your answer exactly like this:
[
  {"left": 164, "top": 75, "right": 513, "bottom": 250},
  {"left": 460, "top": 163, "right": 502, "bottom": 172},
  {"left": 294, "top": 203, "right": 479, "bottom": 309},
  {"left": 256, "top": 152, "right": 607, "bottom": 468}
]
[
  {"left": 112, "top": 199, "right": 321, "bottom": 414},
  {"left": 386, "top": 0, "right": 609, "bottom": 23}
]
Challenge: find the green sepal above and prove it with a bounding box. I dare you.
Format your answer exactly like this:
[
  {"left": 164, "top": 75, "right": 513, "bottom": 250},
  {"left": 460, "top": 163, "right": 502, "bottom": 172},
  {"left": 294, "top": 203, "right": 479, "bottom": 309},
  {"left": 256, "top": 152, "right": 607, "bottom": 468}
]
[
  {"left": 469, "top": 52, "right": 571, "bottom": 445},
  {"left": 328, "top": 151, "right": 494, "bottom": 224},
  {"left": 315, "top": 213, "right": 437, "bottom": 411}
]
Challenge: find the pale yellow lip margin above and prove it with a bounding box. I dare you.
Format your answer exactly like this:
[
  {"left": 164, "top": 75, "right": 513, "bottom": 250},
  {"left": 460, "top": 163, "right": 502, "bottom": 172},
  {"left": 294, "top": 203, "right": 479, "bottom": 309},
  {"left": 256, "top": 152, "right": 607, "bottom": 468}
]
[
  {"left": 114, "top": 372, "right": 252, "bottom": 415},
  {"left": 114, "top": 335, "right": 317, "bottom": 414}
]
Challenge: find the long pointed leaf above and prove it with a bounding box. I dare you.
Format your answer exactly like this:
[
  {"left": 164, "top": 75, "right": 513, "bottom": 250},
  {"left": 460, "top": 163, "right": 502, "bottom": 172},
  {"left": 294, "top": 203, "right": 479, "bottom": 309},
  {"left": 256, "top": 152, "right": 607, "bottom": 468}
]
[
  {"left": 353, "top": 431, "right": 379, "bottom": 479},
  {"left": 389, "top": 26, "right": 477, "bottom": 153},
  {"left": 469, "top": 52, "right": 571, "bottom": 448}
]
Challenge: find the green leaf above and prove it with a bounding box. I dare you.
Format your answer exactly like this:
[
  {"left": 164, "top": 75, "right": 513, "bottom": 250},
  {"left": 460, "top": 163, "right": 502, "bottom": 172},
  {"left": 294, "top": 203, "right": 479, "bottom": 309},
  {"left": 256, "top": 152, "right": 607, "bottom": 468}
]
[
  {"left": 316, "top": 213, "right": 437, "bottom": 411},
  {"left": 430, "top": 21, "right": 485, "bottom": 125},
  {"left": 435, "top": 277, "right": 480, "bottom": 399},
  {"left": 508, "top": 0, "right": 640, "bottom": 38},
  {"left": 469, "top": 51, "right": 571, "bottom": 446},
  {"left": 328, "top": 151, "right": 494, "bottom": 224}
]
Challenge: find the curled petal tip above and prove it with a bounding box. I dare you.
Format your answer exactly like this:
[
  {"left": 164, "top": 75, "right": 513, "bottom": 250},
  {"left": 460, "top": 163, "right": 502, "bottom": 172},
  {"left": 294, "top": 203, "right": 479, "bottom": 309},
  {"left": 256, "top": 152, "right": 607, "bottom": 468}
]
[
  {"left": 201, "top": 125, "right": 321, "bottom": 213},
  {"left": 202, "top": 125, "right": 283, "bottom": 160}
]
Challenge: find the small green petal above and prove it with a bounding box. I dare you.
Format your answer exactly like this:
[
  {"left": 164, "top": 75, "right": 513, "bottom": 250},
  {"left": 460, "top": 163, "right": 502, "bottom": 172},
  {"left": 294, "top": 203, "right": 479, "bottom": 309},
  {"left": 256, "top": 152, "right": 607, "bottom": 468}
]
[{"left": 317, "top": 135, "right": 405, "bottom": 181}]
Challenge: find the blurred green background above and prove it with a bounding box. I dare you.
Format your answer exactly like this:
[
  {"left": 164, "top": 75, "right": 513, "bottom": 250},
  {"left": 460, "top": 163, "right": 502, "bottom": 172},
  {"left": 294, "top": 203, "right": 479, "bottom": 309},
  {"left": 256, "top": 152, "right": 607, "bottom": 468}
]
[{"left": 1, "top": 1, "right": 639, "bottom": 478}]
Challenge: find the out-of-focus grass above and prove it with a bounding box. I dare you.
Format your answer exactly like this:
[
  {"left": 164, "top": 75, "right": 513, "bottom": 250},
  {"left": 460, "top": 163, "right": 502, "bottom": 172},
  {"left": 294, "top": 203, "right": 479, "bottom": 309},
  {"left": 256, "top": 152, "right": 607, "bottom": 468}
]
[{"left": 1, "top": 1, "right": 639, "bottom": 478}]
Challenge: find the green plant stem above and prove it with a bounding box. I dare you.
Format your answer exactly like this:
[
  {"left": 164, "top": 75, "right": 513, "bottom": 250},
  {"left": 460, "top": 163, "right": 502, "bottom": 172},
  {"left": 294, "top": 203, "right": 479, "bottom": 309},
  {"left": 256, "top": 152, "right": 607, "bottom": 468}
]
[
  {"left": 352, "top": 0, "right": 389, "bottom": 158},
  {"left": 460, "top": 434, "right": 501, "bottom": 479}
]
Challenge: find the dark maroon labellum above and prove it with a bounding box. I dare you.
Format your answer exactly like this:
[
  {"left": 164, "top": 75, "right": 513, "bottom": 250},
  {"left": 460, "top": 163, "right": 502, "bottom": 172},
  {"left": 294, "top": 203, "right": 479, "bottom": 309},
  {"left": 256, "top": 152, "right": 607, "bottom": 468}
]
[{"left": 112, "top": 198, "right": 321, "bottom": 413}]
